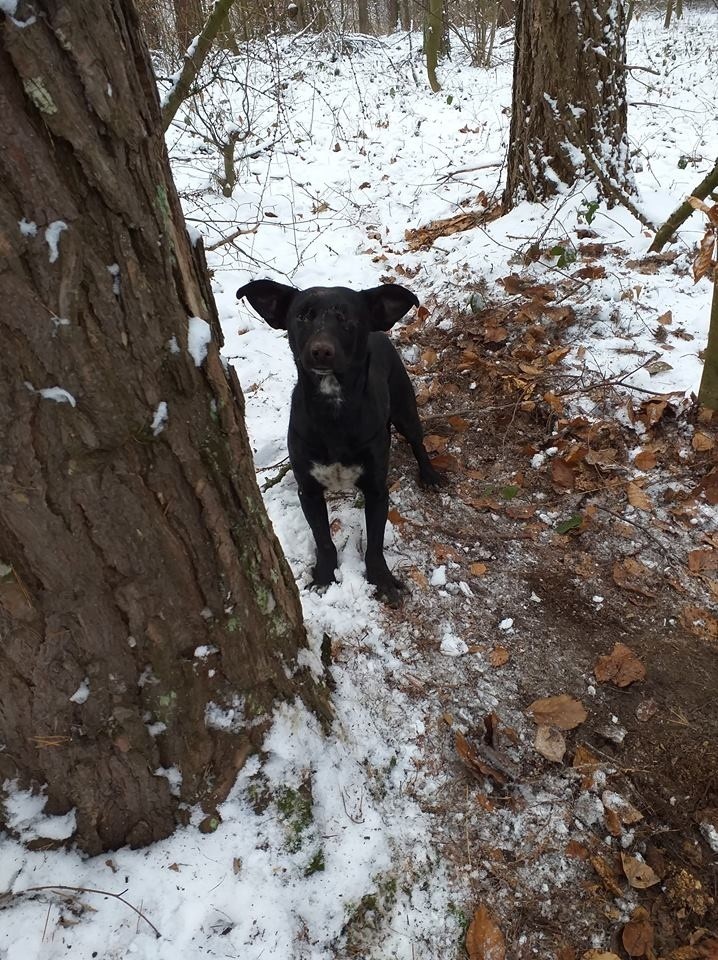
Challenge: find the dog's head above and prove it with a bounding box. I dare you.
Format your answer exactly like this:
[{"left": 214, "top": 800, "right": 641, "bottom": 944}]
[{"left": 236, "top": 280, "right": 419, "bottom": 377}]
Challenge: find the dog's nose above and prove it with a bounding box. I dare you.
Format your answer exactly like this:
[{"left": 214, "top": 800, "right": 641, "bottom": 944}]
[{"left": 310, "top": 340, "right": 335, "bottom": 365}]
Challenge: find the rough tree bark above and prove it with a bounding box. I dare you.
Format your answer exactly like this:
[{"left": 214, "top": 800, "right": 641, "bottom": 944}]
[
  {"left": 699, "top": 269, "right": 718, "bottom": 410},
  {"left": 504, "top": 0, "right": 630, "bottom": 208},
  {"left": 0, "top": 0, "right": 328, "bottom": 856}
]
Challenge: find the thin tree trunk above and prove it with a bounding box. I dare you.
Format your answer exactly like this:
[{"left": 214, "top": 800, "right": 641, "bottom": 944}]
[
  {"left": 698, "top": 268, "right": 718, "bottom": 410},
  {"left": 649, "top": 159, "right": 718, "bottom": 253},
  {"left": 162, "top": 0, "right": 237, "bottom": 132},
  {"left": 173, "top": 0, "right": 204, "bottom": 50},
  {"left": 357, "top": 0, "right": 371, "bottom": 33},
  {"left": 387, "top": 0, "right": 399, "bottom": 31},
  {"left": 0, "top": 0, "right": 328, "bottom": 856},
  {"left": 664, "top": 0, "right": 674, "bottom": 28},
  {"left": 504, "top": 0, "right": 630, "bottom": 208},
  {"left": 424, "top": 0, "right": 442, "bottom": 92}
]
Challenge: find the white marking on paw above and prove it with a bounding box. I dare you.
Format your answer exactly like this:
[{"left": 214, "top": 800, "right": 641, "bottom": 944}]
[{"left": 310, "top": 462, "right": 362, "bottom": 492}]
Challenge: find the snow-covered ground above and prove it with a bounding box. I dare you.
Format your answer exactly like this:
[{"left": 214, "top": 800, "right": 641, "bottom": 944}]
[{"left": 2, "top": 9, "right": 717, "bottom": 960}]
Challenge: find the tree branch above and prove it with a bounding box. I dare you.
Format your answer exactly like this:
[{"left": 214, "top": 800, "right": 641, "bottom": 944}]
[
  {"left": 649, "top": 158, "right": 718, "bottom": 253},
  {"left": 161, "top": 0, "right": 237, "bottom": 132}
]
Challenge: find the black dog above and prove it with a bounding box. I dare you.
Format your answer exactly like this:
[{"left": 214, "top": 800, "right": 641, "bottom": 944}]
[{"left": 236, "top": 280, "right": 442, "bottom": 604}]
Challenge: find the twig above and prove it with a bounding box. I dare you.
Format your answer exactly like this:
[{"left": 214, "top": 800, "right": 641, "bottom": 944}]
[
  {"left": 261, "top": 463, "right": 292, "bottom": 491},
  {"left": 205, "top": 224, "right": 259, "bottom": 252},
  {"left": 19, "top": 885, "right": 161, "bottom": 939}
]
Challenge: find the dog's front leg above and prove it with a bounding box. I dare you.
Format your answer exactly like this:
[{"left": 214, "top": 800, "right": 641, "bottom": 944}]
[
  {"left": 362, "top": 483, "right": 403, "bottom": 605},
  {"left": 297, "top": 482, "right": 338, "bottom": 587}
]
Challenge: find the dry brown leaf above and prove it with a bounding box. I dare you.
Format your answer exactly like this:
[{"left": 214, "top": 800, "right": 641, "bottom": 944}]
[
  {"left": 604, "top": 806, "right": 623, "bottom": 837},
  {"left": 489, "top": 646, "right": 510, "bottom": 667},
  {"left": 573, "top": 744, "right": 600, "bottom": 789},
  {"left": 594, "top": 643, "right": 646, "bottom": 688},
  {"left": 407, "top": 568, "right": 429, "bottom": 589},
  {"left": 566, "top": 839, "right": 589, "bottom": 860},
  {"left": 466, "top": 904, "right": 506, "bottom": 960},
  {"left": 621, "top": 853, "right": 660, "bottom": 889},
  {"left": 421, "top": 347, "right": 438, "bottom": 367},
  {"left": 639, "top": 399, "right": 668, "bottom": 428},
  {"left": 634, "top": 449, "right": 657, "bottom": 471},
  {"left": 534, "top": 725, "right": 566, "bottom": 762},
  {"left": 574, "top": 264, "right": 607, "bottom": 280},
  {"left": 692, "top": 432, "right": 716, "bottom": 452},
  {"left": 657, "top": 309, "right": 673, "bottom": 325},
  {"left": 448, "top": 415, "right": 469, "bottom": 433},
  {"left": 483, "top": 326, "right": 509, "bottom": 343},
  {"left": 622, "top": 907, "right": 654, "bottom": 958},
  {"left": 430, "top": 452, "right": 461, "bottom": 472},
  {"left": 688, "top": 549, "right": 718, "bottom": 573},
  {"left": 527, "top": 695, "right": 587, "bottom": 730},
  {"left": 681, "top": 605, "right": 718, "bottom": 641},
  {"left": 581, "top": 951, "right": 621, "bottom": 960},
  {"left": 693, "top": 226, "right": 716, "bottom": 284},
  {"left": 602, "top": 791, "right": 643, "bottom": 826},
  {"left": 470, "top": 562, "right": 488, "bottom": 576},
  {"left": 424, "top": 433, "right": 447, "bottom": 453},
  {"left": 387, "top": 508, "right": 407, "bottom": 527},
  {"left": 551, "top": 458, "right": 577, "bottom": 490},
  {"left": 612, "top": 557, "right": 657, "bottom": 598},
  {"left": 627, "top": 482, "right": 652, "bottom": 512},
  {"left": 546, "top": 346, "right": 571, "bottom": 364}
]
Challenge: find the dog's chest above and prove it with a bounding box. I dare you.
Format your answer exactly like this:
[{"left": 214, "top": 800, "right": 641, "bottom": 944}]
[{"left": 310, "top": 461, "right": 363, "bottom": 492}]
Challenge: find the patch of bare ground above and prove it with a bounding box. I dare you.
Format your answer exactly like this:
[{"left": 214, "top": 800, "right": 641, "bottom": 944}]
[{"left": 368, "top": 265, "right": 718, "bottom": 959}]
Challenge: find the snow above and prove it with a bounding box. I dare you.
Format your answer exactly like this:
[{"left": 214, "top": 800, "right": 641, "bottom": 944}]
[
  {"left": 35, "top": 386, "right": 76, "bottom": 407},
  {"left": 44, "top": 220, "right": 67, "bottom": 263},
  {"left": 18, "top": 218, "right": 36, "bottom": 236},
  {"left": 2, "top": 9, "right": 718, "bottom": 960},
  {"left": 151, "top": 400, "right": 168, "bottom": 435},
  {"left": 0, "top": 0, "right": 17, "bottom": 14},
  {"left": 187, "top": 316, "right": 211, "bottom": 366},
  {"left": 2, "top": 783, "right": 77, "bottom": 842},
  {"left": 68, "top": 679, "right": 90, "bottom": 704}
]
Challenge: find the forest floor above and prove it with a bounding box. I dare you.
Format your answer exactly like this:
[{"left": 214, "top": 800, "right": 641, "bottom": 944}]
[{"left": 1, "top": 8, "right": 717, "bottom": 960}]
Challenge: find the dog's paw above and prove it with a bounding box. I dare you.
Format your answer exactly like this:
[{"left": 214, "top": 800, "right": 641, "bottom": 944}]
[
  {"left": 367, "top": 568, "right": 405, "bottom": 607},
  {"left": 310, "top": 560, "right": 338, "bottom": 590},
  {"left": 419, "top": 465, "right": 447, "bottom": 489}
]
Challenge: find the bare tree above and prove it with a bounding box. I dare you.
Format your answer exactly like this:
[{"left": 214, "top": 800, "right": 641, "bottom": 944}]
[
  {"left": 0, "top": 0, "right": 328, "bottom": 855},
  {"left": 503, "top": 0, "right": 630, "bottom": 208}
]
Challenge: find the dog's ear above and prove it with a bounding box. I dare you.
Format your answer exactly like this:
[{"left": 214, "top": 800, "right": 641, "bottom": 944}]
[
  {"left": 236, "top": 280, "right": 298, "bottom": 329},
  {"left": 362, "top": 284, "right": 420, "bottom": 331}
]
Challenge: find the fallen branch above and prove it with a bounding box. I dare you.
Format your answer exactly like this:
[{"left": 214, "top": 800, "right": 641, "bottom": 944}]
[
  {"left": 205, "top": 225, "right": 259, "bottom": 252},
  {"left": 14, "top": 885, "right": 161, "bottom": 939},
  {"left": 649, "top": 158, "right": 718, "bottom": 253}
]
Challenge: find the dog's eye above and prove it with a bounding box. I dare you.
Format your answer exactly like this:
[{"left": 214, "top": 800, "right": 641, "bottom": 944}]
[{"left": 300, "top": 308, "right": 316, "bottom": 323}]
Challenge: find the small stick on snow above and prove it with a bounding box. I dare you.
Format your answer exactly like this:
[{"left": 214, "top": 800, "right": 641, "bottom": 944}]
[{"left": 19, "top": 885, "right": 161, "bottom": 939}]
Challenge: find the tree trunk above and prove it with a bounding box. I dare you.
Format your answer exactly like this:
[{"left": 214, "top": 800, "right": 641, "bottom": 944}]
[
  {"left": 173, "top": 0, "right": 204, "bottom": 50},
  {"left": 399, "top": 0, "right": 410, "bottom": 30},
  {"left": 664, "top": 0, "right": 674, "bottom": 28},
  {"left": 496, "top": 0, "right": 515, "bottom": 27},
  {"left": 0, "top": 0, "right": 328, "bottom": 856},
  {"left": 503, "top": 0, "right": 630, "bottom": 209},
  {"left": 387, "top": 0, "right": 399, "bottom": 32},
  {"left": 424, "top": 0, "right": 442, "bottom": 92},
  {"left": 357, "top": 0, "right": 371, "bottom": 33},
  {"left": 698, "top": 267, "right": 718, "bottom": 410}
]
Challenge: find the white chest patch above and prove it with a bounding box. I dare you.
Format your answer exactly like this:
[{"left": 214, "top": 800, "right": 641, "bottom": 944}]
[
  {"left": 310, "top": 461, "right": 363, "bottom": 493},
  {"left": 318, "top": 374, "right": 342, "bottom": 401}
]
